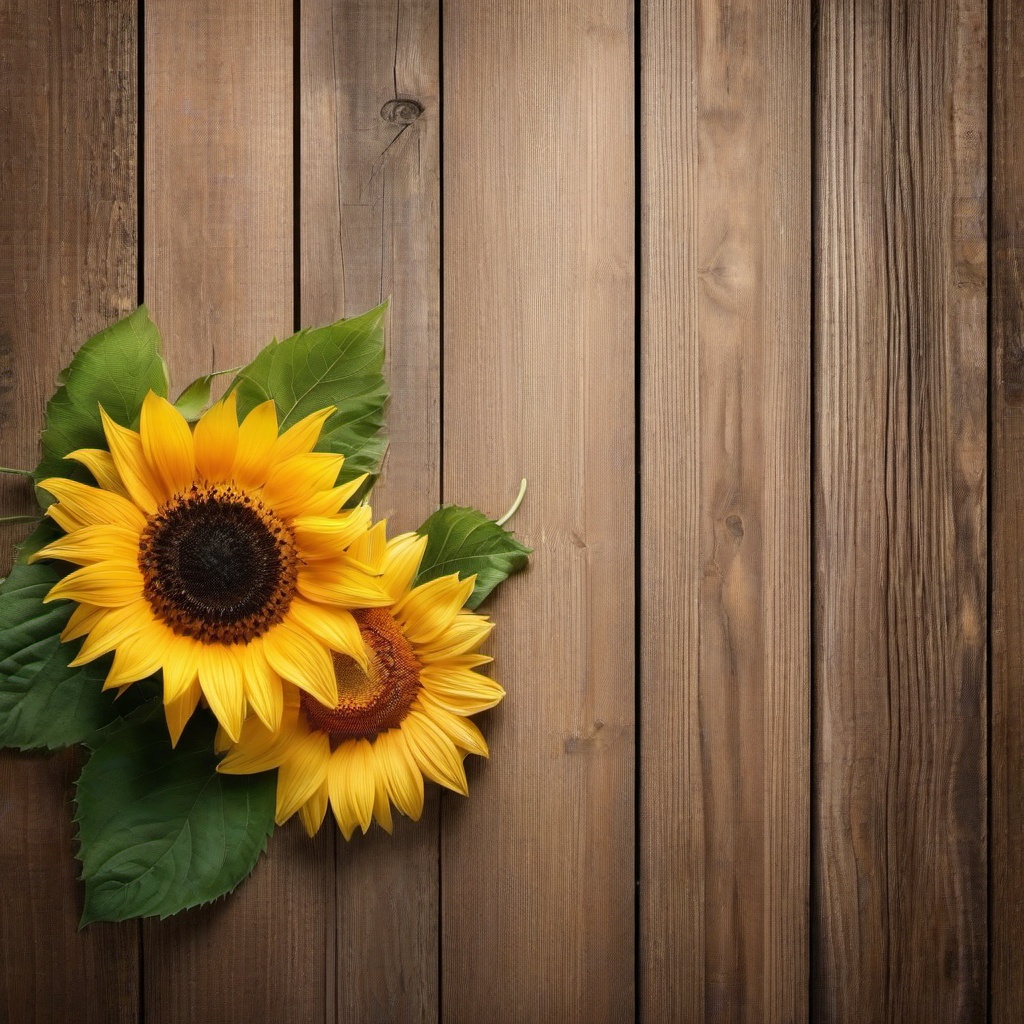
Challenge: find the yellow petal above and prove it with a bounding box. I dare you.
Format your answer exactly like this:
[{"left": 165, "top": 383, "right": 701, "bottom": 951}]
[
  {"left": 232, "top": 400, "right": 279, "bottom": 487},
  {"left": 275, "top": 731, "right": 332, "bottom": 824},
  {"left": 194, "top": 391, "right": 239, "bottom": 482},
  {"left": 296, "top": 476, "right": 367, "bottom": 517},
  {"left": 198, "top": 644, "right": 246, "bottom": 742},
  {"left": 402, "top": 711, "right": 469, "bottom": 796},
  {"left": 45, "top": 561, "right": 144, "bottom": 608},
  {"left": 104, "top": 629, "right": 172, "bottom": 688},
  {"left": 65, "top": 448, "right": 129, "bottom": 498},
  {"left": 165, "top": 678, "right": 202, "bottom": 748},
  {"left": 243, "top": 639, "right": 284, "bottom": 732},
  {"left": 376, "top": 729, "right": 424, "bottom": 821},
  {"left": 299, "top": 779, "right": 330, "bottom": 837},
  {"left": 290, "top": 506, "right": 372, "bottom": 562},
  {"left": 41, "top": 478, "right": 147, "bottom": 533},
  {"left": 61, "top": 602, "right": 105, "bottom": 642},
  {"left": 380, "top": 533, "right": 427, "bottom": 602},
  {"left": 68, "top": 602, "right": 156, "bottom": 666},
  {"left": 416, "top": 614, "right": 494, "bottom": 663},
  {"left": 296, "top": 564, "right": 391, "bottom": 609},
  {"left": 415, "top": 694, "right": 490, "bottom": 756},
  {"left": 286, "top": 599, "right": 367, "bottom": 670},
  {"left": 272, "top": 406, "right": 335, "bottom": 462},
  {"left": 140, "top": 391, "right": 196, "bottom": 498},
  {"left": 371, "top": 758, "right": 394, "bottom": 834},
  {"left": 328, "top": 740, "right": 375, "bottom": 839},
  {"left": 162, "top": 634, "right": 201, "bottom": 704},
  {"left": 346, "top": 518, "right": 387, "bottom": 572},
  {"left": 217, "top": 714, "right": 304, "bottom": 774},
  {"left": 393, "top": 574, "right": 476, "bottom": 646},
  {"left": 419, "top": 661, "right": 505, "bottom": 715},
  {"left": 262, "top": 621, "right": 338, "bottom": 709},
  {"left": 30, "top": 525, "right": 141, "bottom": 567},
  {"left": 100, "top": 407, "right": 161, "bottom": 512},
  {"left": 262, "top": 452, "right": 346, "bottom": 520}
]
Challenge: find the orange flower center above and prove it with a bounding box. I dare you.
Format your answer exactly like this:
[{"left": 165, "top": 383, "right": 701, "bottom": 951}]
[
  {"left": 300, "top": 608, "right": 422, "bottom": 740},
  {"left": 138, "top": 483, "right": 299, "bottom": 644}
]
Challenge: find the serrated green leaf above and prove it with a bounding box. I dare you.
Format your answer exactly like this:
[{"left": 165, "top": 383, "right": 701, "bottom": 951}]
[
  {"left": 0, "top": 552, "right": 125, "bottom": 750},
  {"left": 414, "top": 505, "right": 531, "bottom": 609},
  {"left": 32, "top": 306, "right": 168, "bottom": 503},
  {"left": 228, "top": 303, "right": 389, "bottom": 486},
  {"left": 76, "top": 704, "right": 276, "bottom": 925}
]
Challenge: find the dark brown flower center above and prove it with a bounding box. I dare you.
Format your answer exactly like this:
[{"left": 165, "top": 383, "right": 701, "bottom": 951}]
[
  {"left": 301, "top": 608, "right": 422, "bottom": 740},
  {"left": 138, "top": 484, "right": 298, "bottom": 644}
]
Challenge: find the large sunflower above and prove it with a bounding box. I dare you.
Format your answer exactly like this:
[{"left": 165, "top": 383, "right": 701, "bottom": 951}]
[
  {"left": 32, "top": 390, "right": 390, "bottom": 744},
  {"left": 217, "top": 523, "right": 504, "bottom": 838}
]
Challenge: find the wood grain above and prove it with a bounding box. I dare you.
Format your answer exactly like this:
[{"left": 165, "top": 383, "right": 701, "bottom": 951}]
[
  {"left": 138, "top": 5, "right": 328, "bottom": 1022},
  {"left": 991, "top": 0, "right": 1024, "bottom": 1014},
  {"left": 639, "top": 1, "right": 811, "bottom": 1021},
  {"left": 440, "top": 3, "right": 634, "bottom": 1021},
  {"left": 301, "top": 0, "right": 442, "bottom": 1019},
  {"left": 0, "top": 1, "right": 140, "bottom": 1021},
  {"left": 812, "top": 1, "right": 988, "bottom": 1019}
]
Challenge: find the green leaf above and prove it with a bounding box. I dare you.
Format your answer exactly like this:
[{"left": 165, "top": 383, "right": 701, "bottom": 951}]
[
  {"left": 229, "top": 303, "right": 389, "bottom": 486},
  {"left": 172, "top": 374, "right": 214, "bottom": 421},
  {"left": 414, "top": 505, "right": 531, "bottom": 610},
  {"left": 0, "top": 549, "right": 126, "bottom": 750},
  {"left": 33, "top": 306, "right": 168, "bottom": 502},
  {"left": 76, "top": 704, "right": 276, "bottom": 925},
  {"left": 173, "top": 366, "right": 241, "bottom": 421}
]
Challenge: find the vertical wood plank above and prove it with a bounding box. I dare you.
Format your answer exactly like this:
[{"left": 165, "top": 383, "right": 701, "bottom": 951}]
[
  {"left": 139, "top": 5, "right": 328, "bottom": 1021},
  {"left": 991, "top": 0, "right": 1024, "bottom": 1014},
  {"left": 301, "top": 0, "right": 441, "bottom": 1019},
  {"left": 441, "top": 3, "right": 634, "bottom": 1021},
  {"left": 0, "top": 1, "right": 140, "bottom": 1020},
  {"left": 812, "top": 1, "right": 988, "bottom": 1019},
  {"left": 639, "top": 1, "right": 811, "bottom": 1021}
]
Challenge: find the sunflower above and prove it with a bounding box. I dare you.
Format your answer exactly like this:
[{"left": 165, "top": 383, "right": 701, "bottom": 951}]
[
  {"left": 32, "top": 390, "right": 391, "bottom": 744},
  {"left": 216, "top": 522, "right": 504, "bottom": 839}
]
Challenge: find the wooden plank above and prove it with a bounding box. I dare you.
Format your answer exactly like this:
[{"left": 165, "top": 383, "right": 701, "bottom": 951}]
[
  {"left": 0, "top": 1, "right": 140, "bottom": 1021},
  {"left": 301, "top": 0, "right": 441, "bottom": 1019},
  {"left": 811, "top": 1, "right": 987, "bottom": 1019},
  {"left": 638, "top": 1, "right": 811, "bottom": 1020},
  {"left": 440, "top": 3, "right": 634, "bottom": 1020},
  {"left": 138, "top": 4, "right": 328, "bottom": 1021},
  {"left": 992, "top": 0, "right": 1024, "bottom": 1014}
]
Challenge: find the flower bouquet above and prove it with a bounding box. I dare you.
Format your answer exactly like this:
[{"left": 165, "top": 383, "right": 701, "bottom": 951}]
[{"left": 0, "top": 303, "right": 529, "bottom": 924}]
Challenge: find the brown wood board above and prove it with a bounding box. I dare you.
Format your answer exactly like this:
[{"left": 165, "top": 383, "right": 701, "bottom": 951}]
[
  {"left": 138, "top": 3, "right": 331, "bottom": 1022},
  {"left": 301, "top": 0, "right": 442, "bottom": 1019},
  {"left": 639, "top": 1, "right": 812, "bottom": 1021},
  {"left": 439, "top": 2, "right": 636, "bottom": 1021},
  {"left": 991, "top": 0, "right": 1024, "bottom": 1014},
  {"left": 0, "top": 1, "right": 140, "bottom": 1021},
  {"left": 811, "top": 0, "right": 988, "bottom": 1019}
]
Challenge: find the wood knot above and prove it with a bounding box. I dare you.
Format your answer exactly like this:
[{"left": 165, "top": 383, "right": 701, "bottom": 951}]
[{"left": 380, "top": 98, "right": 424, "bottom": 125}]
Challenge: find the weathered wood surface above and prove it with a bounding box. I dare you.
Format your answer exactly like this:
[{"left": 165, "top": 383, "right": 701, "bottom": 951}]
[
  {"left": 639, "top": 1, "right": 811, "bottom": 1021},
  {"left": 812, "top": 1, "right": 988, "bottom": 1020},
  {"left": 0, "top": 2, "right": 140, "bottom": 1022},
  {"left": 0, "top": 1, "right": 1016, "bottom": 1022},
  {"left": 992, "top": 0, "right": 1024, "bottom": 1015},
  {"left": 440, "top": 2, "right": 635, "bottom": 1021},
  {"left": 301, "top": 0, "right": 442, "bottom": 1019}
]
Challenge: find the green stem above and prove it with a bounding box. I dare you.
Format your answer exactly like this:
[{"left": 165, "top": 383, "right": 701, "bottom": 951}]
[
  {"left": 0, "top": 466, "right": 33, "bottom": 478},
  {"left": 496, "top": 478, "right": 528, "bottom": 527},
  {"left": 0, "top": 515, "right": 41, "bottom": 525}
]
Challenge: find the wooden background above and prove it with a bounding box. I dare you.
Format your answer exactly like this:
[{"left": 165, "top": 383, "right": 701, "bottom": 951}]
[{"left": 0, "top": 0, "right": 1017, "bottom": 1021}]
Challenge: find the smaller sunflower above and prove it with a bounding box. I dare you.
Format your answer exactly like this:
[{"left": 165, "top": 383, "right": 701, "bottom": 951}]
[{"left": 217, "top": 522, "right": 504, "bottom": 838}]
